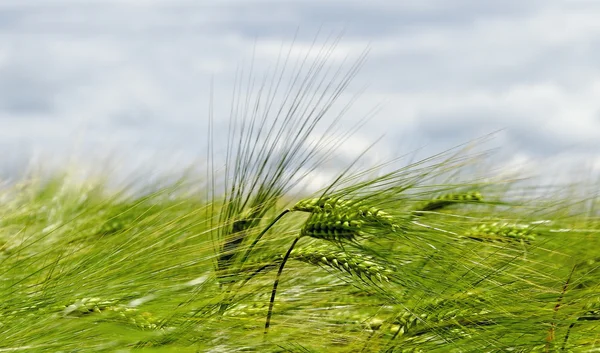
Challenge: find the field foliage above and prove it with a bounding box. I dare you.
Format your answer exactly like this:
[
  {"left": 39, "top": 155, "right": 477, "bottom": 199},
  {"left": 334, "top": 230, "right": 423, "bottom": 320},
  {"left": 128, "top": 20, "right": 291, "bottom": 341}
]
[{"left": 1, "top": 40, "right": 598, "bottom": 352}]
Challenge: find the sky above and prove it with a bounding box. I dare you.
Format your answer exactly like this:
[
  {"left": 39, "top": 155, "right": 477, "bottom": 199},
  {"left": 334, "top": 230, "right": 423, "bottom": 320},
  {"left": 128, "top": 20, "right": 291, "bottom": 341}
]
[{"left": 1, "top": 0, "right": 600, "bottom": 186}]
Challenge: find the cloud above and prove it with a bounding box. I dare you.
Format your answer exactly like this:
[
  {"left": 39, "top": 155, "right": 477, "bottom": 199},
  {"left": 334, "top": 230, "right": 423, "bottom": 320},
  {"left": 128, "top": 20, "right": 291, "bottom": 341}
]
[{"left": 1, "top": 0, "right": 599, "bottom": 183}]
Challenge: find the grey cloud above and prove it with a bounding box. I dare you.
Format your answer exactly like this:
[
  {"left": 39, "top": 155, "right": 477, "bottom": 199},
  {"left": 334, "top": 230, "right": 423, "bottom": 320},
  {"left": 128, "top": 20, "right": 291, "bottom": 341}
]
[
  {"left": 415, "top": 106, "right": 600, "bottom": 157},
  {"left": 0, "top": 71, "right": 54, "bottom": 114},
  {"left": 0, "top": 1, "right": 548, "bottom": 39},
  {"left": 1, "top": 0, "right": 599, "bottom": 182}
]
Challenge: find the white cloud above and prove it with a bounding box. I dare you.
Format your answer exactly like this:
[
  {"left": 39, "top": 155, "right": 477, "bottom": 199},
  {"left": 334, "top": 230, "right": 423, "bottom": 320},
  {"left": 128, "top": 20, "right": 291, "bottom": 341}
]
[{"left": 1, "top": 0, "right": 599, "bottom": 183}]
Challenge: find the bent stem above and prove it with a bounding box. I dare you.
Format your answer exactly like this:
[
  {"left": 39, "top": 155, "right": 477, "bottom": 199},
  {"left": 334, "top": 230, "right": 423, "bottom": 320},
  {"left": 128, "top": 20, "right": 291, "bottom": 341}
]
[
  {"left": 264, "top": 235, "right": 302, "bottom": 336},
  {"left": 239, "top": 209, "right": 291, "bottom": 269},
  {"left": 561, "top": 322, "right": 577, "bottom": 351},
  {"left": 546, "top": 265, "right": 577, "bottom": 352},
  {"left": 219, "top": 209, "right": 292, "bottom": 314}
]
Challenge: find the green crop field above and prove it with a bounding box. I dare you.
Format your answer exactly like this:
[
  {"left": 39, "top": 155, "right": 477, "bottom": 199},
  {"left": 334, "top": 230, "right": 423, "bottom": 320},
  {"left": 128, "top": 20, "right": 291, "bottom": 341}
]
[{"left": 1, "top": 46, "right": 598, "bottom": 352}]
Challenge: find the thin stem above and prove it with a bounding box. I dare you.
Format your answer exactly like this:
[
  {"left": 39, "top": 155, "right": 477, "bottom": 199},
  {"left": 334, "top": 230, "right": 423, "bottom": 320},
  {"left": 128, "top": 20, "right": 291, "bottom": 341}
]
[
  {"left": 546, "top": 265, "right": 577, "bottom": 351},
  {"left": 239, "top": 209, "right": 292, "bottom": 269},
  {"left": 219, "top": 209, "right": 292, "bottom": 315},
  {"left": 561, "top": 322, "right": 576, "bottom": 351},
  {"left": 264, "top": 235, "right": 302, "bottom": 336}
]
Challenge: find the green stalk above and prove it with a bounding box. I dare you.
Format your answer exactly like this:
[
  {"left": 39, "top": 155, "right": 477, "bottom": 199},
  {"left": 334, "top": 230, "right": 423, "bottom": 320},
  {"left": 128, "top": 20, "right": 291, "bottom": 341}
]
[
  {"left": 219, "top": 209, "right": 292, "bottom": 314},
  {"left": 264, "top": 235, "right": 302, "bottom": 336},
  {"left": 238, "top": 209, "right": 291, "bottom": 269}
]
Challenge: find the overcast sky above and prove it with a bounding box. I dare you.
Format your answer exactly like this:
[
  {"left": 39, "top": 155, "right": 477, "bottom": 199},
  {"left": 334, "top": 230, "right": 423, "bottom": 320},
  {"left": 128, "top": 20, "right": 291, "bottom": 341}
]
[{"left": 1, "top": 0, "right": 599, "bottom": 185}]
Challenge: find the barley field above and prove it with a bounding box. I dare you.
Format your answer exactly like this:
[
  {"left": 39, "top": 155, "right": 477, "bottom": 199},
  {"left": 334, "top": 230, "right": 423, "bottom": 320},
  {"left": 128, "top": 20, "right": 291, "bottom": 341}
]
[{"left": 1, "top": 45, "right": 599, "bottom": 352}]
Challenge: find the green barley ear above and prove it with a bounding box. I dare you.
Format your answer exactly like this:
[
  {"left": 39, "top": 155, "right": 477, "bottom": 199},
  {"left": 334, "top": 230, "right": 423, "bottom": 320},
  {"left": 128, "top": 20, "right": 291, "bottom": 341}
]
[
  {"left": 289, "top": 246, "right": 395, "bottom": 284},
  {"left": 301, "top": 210, "right": 365, "bottom": 243},
  {"left": 395, "top": 299, "right": 491, "bottom": 336},
  {"left": 464, "top": 222, "right": 536, "bottom": 243},
  {"left": 293, "top": 197, "right": 400, "bottom": 232},
  {"left": 390, "top": 306, "right": 493, "bottom": 342},
  {"left": 292, "top": 197, "right": 329, "bottom": 212},
  {"left": 61, "top": 298, "right": 159, "bottom": 331},
  {"left": 413, "top": 191, "right": 483, "bottom": 215}
]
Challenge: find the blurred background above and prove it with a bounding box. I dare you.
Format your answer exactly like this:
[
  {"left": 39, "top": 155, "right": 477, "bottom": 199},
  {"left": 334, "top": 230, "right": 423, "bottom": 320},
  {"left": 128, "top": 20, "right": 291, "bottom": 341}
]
[{"left": 1, "top": 0, "right": 599, "bottom": 186}]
